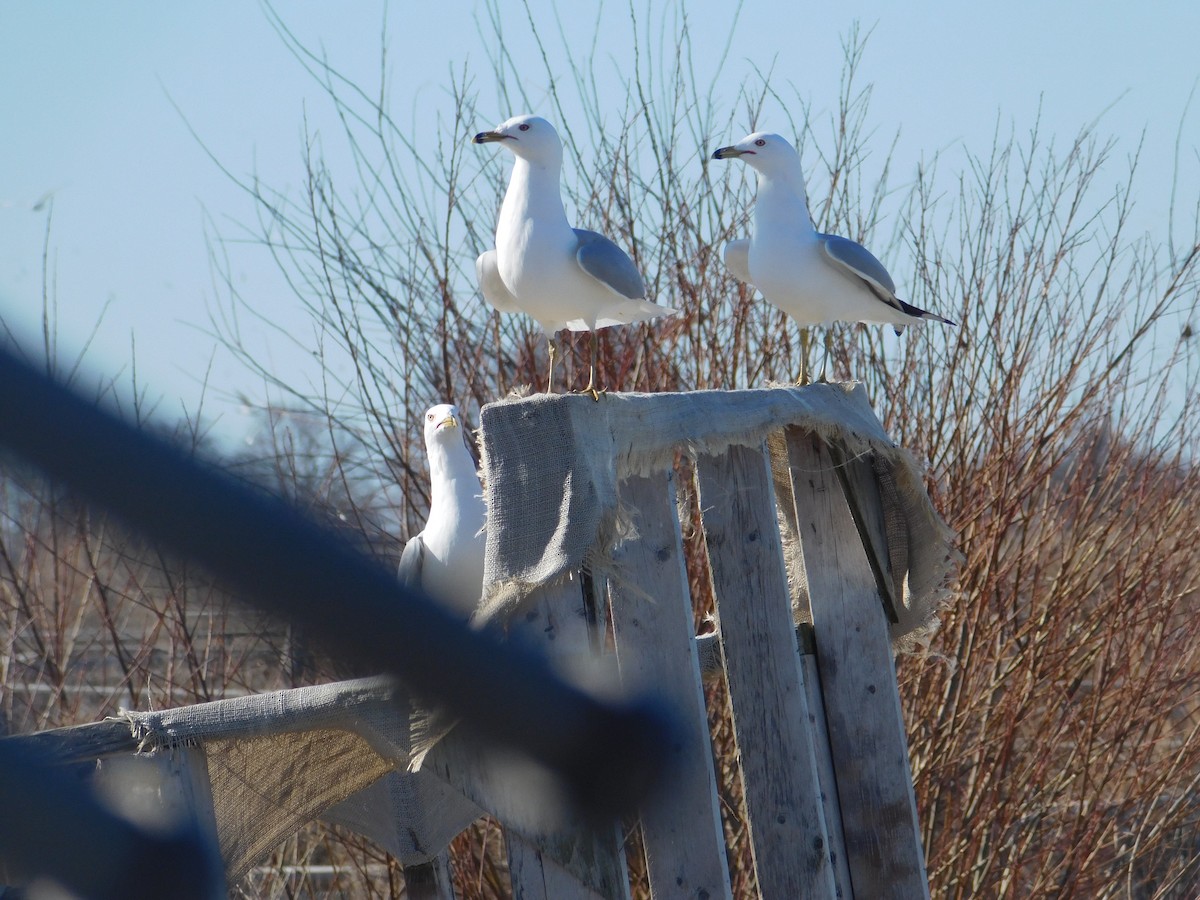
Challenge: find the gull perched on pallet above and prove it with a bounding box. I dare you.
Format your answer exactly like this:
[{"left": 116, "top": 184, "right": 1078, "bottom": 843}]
[
  {"left": 397, "top": 404, "right": 487, "bottom": 617},
  {"left": 473, "top": 114, "right": 679, "bottom": 398},
  {"left": 712, "top": 132, "right": 955, "bottom": 382}
]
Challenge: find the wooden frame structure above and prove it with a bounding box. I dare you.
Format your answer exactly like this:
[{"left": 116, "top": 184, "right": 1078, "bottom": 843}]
[
  {"left": 3, "top": 413, "right": 938, "bottom": 899},
  {"left": 484, "top": 425, "right": 929, "bottom": 899}
]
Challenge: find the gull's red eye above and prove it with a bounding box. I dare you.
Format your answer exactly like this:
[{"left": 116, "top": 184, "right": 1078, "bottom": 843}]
[
  {"left": 518, "top": 123, "right": 531, "bottom": 132},
  {"left": 755, "top": 139, "right": 766, "bottom": 147}
]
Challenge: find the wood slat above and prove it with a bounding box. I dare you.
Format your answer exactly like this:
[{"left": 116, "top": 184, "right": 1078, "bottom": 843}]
[
  {"left": 504, "top": 577, "right": 630, "bottom": 900},
  {"left": 404, "top": 851, "right": 456, "bottom": 900},
  {"left": 507, "top": 831, "right": 627, "bottom": 900},
  {"left": 797, "top": 625, "right": 854, "bottom": 898},
  {"left": 1, "top": 717, "right": 138, "bottom": 763},
  {"left": 608, "top": 471, "right": 732, "bottom": 900},
  {"left": 694, "top": 443, "right": 839, "bottom": 898},
  {"left": 94, "top": 745, "right": 226, "bottom": 897},
  {"left": 786, "top": 429, "right": 929, "bottom": 899},
  {"left": 829, "top": 443, "right": 899, "bottom": 623}
]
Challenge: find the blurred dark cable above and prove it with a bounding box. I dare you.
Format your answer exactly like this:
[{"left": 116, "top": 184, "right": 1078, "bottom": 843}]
[
  {"left": 0, "top": 346, "right": 671, "bottom": 892},
  {"left": 0, "top": 740, "right": 220, "bottom": 900}
]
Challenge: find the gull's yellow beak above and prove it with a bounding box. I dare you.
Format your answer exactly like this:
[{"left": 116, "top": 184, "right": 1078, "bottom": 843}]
[
  {"left": 473, "top": 130, "right": 507, "bottom": 144},
  {"left": 437, "top": 414, "right": 459, "bottom": 430},
  {"left": 711, "top": 145, "right": 747, "bottom": 160}
]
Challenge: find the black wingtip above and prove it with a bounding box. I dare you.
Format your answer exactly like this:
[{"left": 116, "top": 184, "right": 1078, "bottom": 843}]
[{"left": 897, "top": 298, "right": 957, "bottom": 327}]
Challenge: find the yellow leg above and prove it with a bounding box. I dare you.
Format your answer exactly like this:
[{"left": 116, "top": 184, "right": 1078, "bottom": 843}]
[
  {"left": 796, "top": 328, "right": 811, "bottom": 385},
  {"left": 818, "top": 329, "right": 833, "bottom": 383},
  {"left": 546, "top": 338, "right": 557, "bottom": 394},
  {"left": 583, "top": 331, "right": 602, "bottom": 401}
]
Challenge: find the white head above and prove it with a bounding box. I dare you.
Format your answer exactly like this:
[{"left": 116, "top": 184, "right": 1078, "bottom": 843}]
[
  {"left": 423, "top": 403, "right": 468, "bottom": 453},
  {"left": 712, "top": 132, "right": 805, "bottom": 184},
  {"left": 472, "top": 114, "right": 563, "bottom": 167}
]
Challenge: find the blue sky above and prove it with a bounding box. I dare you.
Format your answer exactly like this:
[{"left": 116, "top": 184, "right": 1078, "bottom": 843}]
[{"left": 2, "top": 1, "right": 1197, "bottom": 441}]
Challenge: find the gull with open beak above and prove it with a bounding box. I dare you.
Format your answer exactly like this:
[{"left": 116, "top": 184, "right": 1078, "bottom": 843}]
[
  {"left": 473, "top": 114, "right": 679, "bottom": 399},
  {"left": 713, "top": 131, "right": 955, "bottom": 382}
]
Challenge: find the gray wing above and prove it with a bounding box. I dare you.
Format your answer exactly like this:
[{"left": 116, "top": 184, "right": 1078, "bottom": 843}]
[
  {"left": 476, "top": 250, "right": 522, "bottom": 313},
  {"left": 396, "top": 533, "right": 425, "bottom": 589},
  {"left": 573, "top": 229, "right": 646, "bottom": 300},
  {"left": 722, "top": 239, "right": 753, "bottom": 286},
  {"left": 819, "top": 233, "right": 903, "bottom": 312}
]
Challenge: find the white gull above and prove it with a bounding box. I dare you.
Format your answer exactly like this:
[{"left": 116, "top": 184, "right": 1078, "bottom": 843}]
[
  {"left": 397, "top": 404, "right": 487, "bottom": 617},
  {"left": 474, "top": 114, "right": 679, "bottom": 398},
  {"left": 713, "top": 131, "right": 955, "bottom": 381}
]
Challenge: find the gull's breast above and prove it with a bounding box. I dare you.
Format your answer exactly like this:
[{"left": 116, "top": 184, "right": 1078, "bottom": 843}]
[
  {"left": 749, "top": 232, "right": 843, "bottom": 325},
  {"left": 497, "top": 215, "right": 579, "bottom": 300}
]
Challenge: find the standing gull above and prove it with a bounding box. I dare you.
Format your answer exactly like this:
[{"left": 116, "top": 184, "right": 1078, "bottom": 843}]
[
  {"left": 712, "top": 131, "right": 955, "bottom": 382},
  {"left": 397, "top": 404, "right": 487, "bottom": 618},
  {"left": 473, "top": 114, "right": 679, "bottom": 398}
]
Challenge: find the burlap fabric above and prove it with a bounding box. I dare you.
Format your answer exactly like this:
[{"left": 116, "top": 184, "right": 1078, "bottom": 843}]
[
  {"left": 123, "top": 677, "right": 481, "bottom": 880},
  {"left": 477, "top": 384, "right": 958, "bottom": 642}
]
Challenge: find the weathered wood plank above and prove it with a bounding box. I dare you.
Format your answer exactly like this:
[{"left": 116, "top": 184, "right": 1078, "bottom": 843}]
[
  {"left": 507, "top": 833, "right": 559, "bottom": 900},
  {"left": 173, "top": 745, "right": 223, "bottom": 887},
  {"left": 504, "top": 576, "right": 630, "bottom": 900},
  {"left": 1, "top": 717, "right": 138, "bottom": 763},
  {"left": 94, "top": 745, "right": 226, "bottom": 897},
  {"left": 786, "top": 429, "right": 929, "bottom": 899},
  {"left": 829, "top": 444, "right": 899, "bottom": 623},
  {"left": 608, "top": 471, "right": 732, "bottom": 900},
  {"left": 404, "top": 851, "right": 457, "bottom": 900},
  {"left": 694, "top": 443, "right": 839, "bottom": 898},
  {"left": 798, "top": 624, "right": 854, "bottom": 898},
  {"left": 507, "top": 830, "right": 625, "bottom": 900}
]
